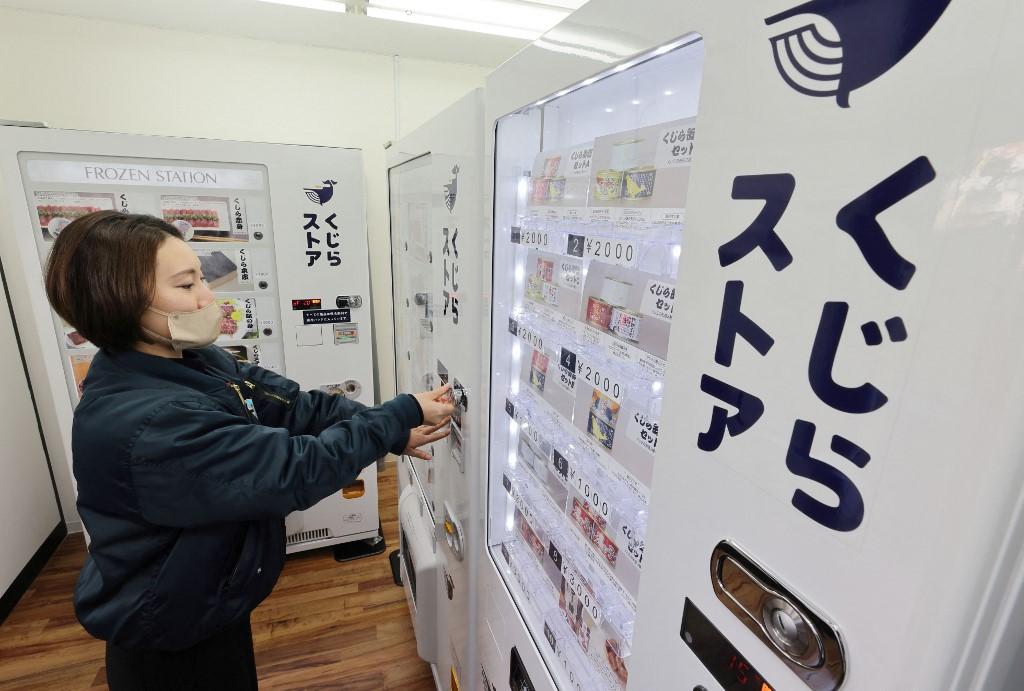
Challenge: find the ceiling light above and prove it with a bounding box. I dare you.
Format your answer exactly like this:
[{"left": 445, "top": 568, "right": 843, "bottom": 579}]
[
  {"left": 604, "top": 107, "right": 614, "bottom": 113},
  {"left": 255, "top": 0, "right": 347, "bottom": 12},
  {"left": 663, "top": 89, "right": 674, "bottom": 96},
  {"left": 631, "top": 99, "right": 641, "bottom": 105},
  {"left": 367, "top": 0, "right": 572, "bottom": 40}
]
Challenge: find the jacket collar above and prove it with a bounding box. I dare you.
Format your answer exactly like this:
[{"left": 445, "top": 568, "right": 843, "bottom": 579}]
[{"left": 95, "top": 347, "right": 234, "bottom": 396}]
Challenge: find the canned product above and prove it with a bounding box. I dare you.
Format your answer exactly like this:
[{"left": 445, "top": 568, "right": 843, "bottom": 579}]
[
  {"left": 543, "top": 155, "right": 562, "bottom": 178},
  {"left": 594, "top": 169, "right": 624, "bottom": 201},
  {"left": 610, "top": 307, "right": 642, "bottom": 342},
  {"left": 547, "top": 177, "right": 567, "bottom": 201},
  {"left": 600, "top": 277, "right": 632, "bottom": 307},
  {"left": 537, "top": 258, "right": 555, "bottom": 283},
  {"left": 586, "top": 296, "right": 614, "bottom": 330},
  {"left": 531, "top": 177, "right": 549, "bottom": 203},
  {"left": 526, "top": 273, "right": 545, "bottom": 302},
  {"left": 623, "top": 166, "right": 657, "bottom": 199}
]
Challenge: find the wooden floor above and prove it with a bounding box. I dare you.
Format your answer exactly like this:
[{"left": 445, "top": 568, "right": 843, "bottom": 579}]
[{"left": 0, "top": 461, "right": 436, "bottom": 690}]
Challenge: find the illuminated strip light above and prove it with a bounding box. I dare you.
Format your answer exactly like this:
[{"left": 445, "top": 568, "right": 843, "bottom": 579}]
[
  {"left": 255, "top": 0, "right": 347, "bottom": 12},
  {"left": 366, "top": 1, "right": 571, "bottom": 40},
  {"left": 530, "top": 33, "right": 702, "bottom": 108},
  {"left": 367, "top": 7, "right": 542, "bottom": 39}
]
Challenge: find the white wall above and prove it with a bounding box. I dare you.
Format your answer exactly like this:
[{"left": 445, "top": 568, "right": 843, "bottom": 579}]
[{"left": 0, "top": 7, "right": 490, "bottom": 528}]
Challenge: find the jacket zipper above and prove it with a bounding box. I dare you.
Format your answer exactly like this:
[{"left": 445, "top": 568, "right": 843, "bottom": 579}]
[
  {"left": 243, "top": 379, "right": 292, "bottom": 406},
  {"left": 227, "top": 382, "right": 259, "bottom": 422}
]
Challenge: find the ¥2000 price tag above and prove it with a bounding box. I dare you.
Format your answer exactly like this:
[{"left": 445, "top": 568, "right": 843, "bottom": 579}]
[
  {"left": 577, "top": 359, "right": 625, "bottom": 403},
  {"left": 585, "top": 237, "right": 637, "bottom": 268}
]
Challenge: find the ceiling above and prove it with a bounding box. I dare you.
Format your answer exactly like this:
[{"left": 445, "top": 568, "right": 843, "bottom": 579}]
[{"left": 0, "top": 0, "right": 586, "bottom": 67}]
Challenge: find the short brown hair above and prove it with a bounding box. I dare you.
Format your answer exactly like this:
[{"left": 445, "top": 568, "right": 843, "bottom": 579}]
[{"left": 45, "top": 211, "right": 182, "bottom": 351}]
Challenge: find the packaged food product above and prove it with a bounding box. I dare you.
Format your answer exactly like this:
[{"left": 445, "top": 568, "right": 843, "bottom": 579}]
[
  {"left": 623, "top": 166, "right": 657, "bottom": 200},
  {"left": 600, "top": 277, "right": 632, "bottom": 307},
  {"left": 594, "top": 169, "right": 624, "bottom": 201},
  {"left": 543, "top": 154, "right": 562, "bottom": 178},
  {"left": 586, "top": 296, "right": 614, "bottom": 330},
  {"left": 548, "top": 177, "right": 567, "bottom": 201},
  {"left": 610, "top": 307, "right": 642, "bottom": 342},
  {"left": 537, "top": 257, "right": 555, "bottom": 283},
  {"left": 531, "top": 177, "right": 550, "bottom": 203}
]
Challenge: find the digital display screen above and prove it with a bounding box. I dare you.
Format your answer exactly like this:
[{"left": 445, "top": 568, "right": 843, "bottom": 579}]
[
  {"left": 681, "top": 598, "right": 775, "bottom": 691},
  {"left": 291, "top": 297, "right": 322, "bottom": 311}
]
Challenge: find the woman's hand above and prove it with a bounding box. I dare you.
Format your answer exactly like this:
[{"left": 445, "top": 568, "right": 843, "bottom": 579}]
[
  {"left": 413, "top": 384, "right": 457, "bottom": 426},
  {"left": 404, "top": 418, "right": 452, "bottom": 460}
]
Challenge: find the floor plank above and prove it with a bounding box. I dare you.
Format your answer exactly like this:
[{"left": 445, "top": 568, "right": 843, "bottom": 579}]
[{"left": 0, "top": 460, "right": 435, "bottom": 690}]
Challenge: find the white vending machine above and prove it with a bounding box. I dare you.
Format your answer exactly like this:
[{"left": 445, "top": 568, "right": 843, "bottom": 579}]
[
  {"left": 480, "top": 1, "right": 1024, "bottom": 691},
  {"left": 388, "top": 89, "right": 487, "bottom": 691},
  {"left": 0, "top": 127, "right": 381, "bottom": 555}
]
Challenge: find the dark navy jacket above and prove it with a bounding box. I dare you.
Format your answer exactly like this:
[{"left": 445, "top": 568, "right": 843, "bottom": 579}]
[{"left": 71, "top": 346, "right": 421, "bottom": 651}]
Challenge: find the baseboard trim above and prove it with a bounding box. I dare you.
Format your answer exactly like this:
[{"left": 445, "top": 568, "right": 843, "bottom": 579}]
[{"left": 0, "top": 522, "right": 67, "bottom": 624}]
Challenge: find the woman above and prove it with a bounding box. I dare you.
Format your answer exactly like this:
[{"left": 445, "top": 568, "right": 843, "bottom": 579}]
[{"left": 44, "top": 210, "right": 454, "bottom": 690}]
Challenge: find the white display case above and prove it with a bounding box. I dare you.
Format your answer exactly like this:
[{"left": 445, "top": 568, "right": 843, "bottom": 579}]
[
  {"left": 485, "top": 38, "right": 705, "bottom": 690},
  {"left": 389, "top": 153, "right": 439, "bottom": 518}
]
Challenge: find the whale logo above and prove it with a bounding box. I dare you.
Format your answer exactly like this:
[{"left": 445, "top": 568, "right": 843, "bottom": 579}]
[
  {"left": 444, "top": 165, "right": 459, "bottom": 213},
  {"left": 766, "top": 0, "right": 953, "bottom": 107}
]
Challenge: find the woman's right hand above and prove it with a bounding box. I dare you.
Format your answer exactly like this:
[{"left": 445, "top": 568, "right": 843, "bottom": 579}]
[{"left": 413, "top": 384, "right": 457, "bottom": 426}]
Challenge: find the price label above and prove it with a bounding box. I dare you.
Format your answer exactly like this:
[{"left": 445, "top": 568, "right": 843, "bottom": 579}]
[
  {"left": 573, "top": 473, "right": 611, "bottom": 520},
  {"left": 627, "top": 411, "right": 660, "bottom": 454},
  {"left": 641, "top": 279, "right": 676, "bottom": 321},
  {"left": 520, "top": 228, "right": 552, "bottom": 249},
  {"left": 521, "top": 418, "right": 546, "bottom": 451},
  {"left": 518, "top": 324, "right": 544, "bottom": 351},
  {"left": 584, "top": 236, "right": 638, "bottom": 268},
  {"left": 561, "top": 561, "right": 603, "bottom": 624},
  {"left": 577, "top": 360, "right": 625, "bottom": 402},
  {"left": 655, "top": 118, "right": 697, "bottom": 168},
  {"left": 504, "top": 477, "right": 533, "bottom": 522}
]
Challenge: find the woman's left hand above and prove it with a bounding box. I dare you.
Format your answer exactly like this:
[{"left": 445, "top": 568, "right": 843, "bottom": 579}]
[{"left": 403, "top": 417, "right": 451, "bottom": 460}]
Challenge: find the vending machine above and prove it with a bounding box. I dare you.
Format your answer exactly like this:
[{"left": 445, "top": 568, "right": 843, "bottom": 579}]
[
  {"left": 388, "top": 89, "right": 486, "bottom": 691},
  {"left": 0, "top": 127, "right": 381, "bottom": 555},
  {"left": 480, "top": 1, "right": 1024, "bottom": 690}
]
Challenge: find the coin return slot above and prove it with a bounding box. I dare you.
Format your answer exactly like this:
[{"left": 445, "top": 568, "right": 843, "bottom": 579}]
[{"left": 710, "top": 541, "right": 846, "bottom": 691}]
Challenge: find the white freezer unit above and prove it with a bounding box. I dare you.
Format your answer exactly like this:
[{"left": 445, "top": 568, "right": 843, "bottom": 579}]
[
  {"left": 479, "top": 1, "right": 1024, "bottom": 691},
  {"left": 388, "top": 89, "right": 487, "bottom": 691},
  {"left": 0, "top": 127, "right": 380, "bottom": 553}
]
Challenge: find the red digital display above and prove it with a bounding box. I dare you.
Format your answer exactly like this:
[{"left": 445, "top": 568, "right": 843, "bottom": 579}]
[
  {"left": 681, "top": 598, "right": 775, "bottom": 691},
  {"left": 291, "top": 298, "right": 322, "bottom": 311}
]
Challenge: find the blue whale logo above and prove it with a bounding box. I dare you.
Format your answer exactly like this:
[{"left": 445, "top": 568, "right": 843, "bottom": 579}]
[{"left": 766, "top": 0, "right": 953, "bottom": 107}]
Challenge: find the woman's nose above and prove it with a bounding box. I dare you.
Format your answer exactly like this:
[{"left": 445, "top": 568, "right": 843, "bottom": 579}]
[{"left": 198, "top": 281, "right": 216, "bottom": 307}]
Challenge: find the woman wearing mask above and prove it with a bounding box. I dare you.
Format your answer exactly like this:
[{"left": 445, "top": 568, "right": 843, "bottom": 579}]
[{"left": 44, "top": 210, "right": 454, "bottom": 690}]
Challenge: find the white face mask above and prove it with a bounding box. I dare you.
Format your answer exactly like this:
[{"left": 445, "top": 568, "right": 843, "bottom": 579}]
[{"left": 143, "top": 302, "right": 222, "bottom": 351}]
